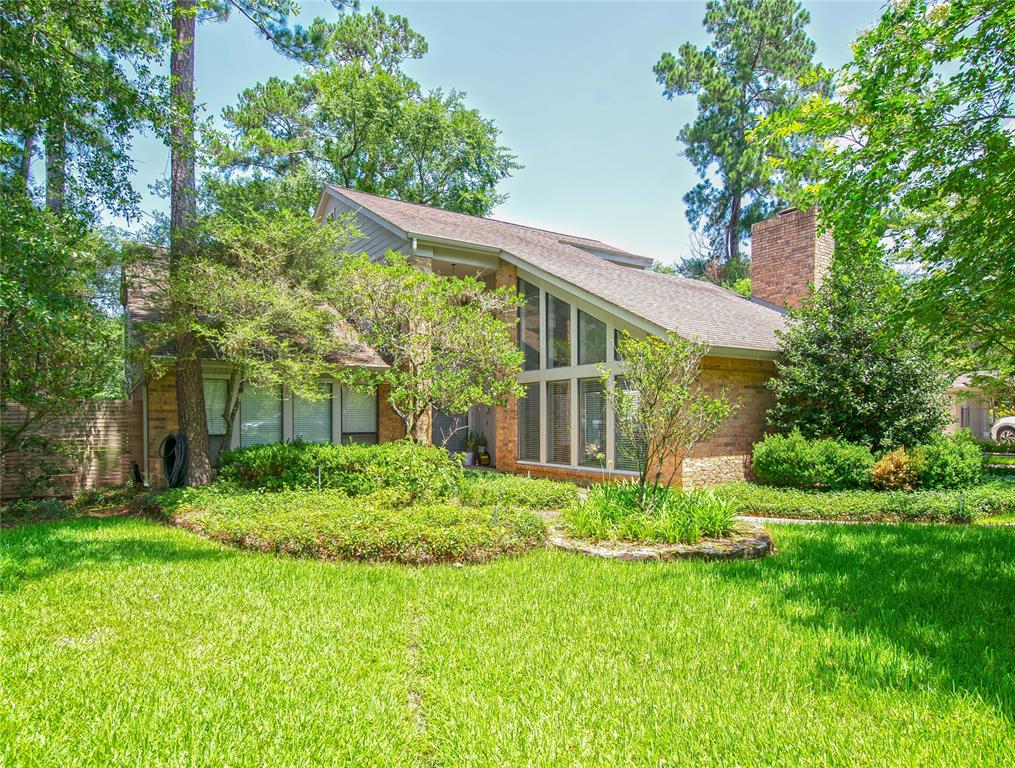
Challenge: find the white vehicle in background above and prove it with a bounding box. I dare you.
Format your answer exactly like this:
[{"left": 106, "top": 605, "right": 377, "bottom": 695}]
[{"left": 992, "top": 416, "right": 1015, "bottom": 445}]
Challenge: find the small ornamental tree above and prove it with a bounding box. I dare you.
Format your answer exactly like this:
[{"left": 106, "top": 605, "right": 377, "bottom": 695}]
[
  {"left": 601, "top": 333, "right": 736, "bottom": 513},
  {"left": 133, "top": 204, "right": 365, "bottom": 465},
  {"left": 335, "top": 253, "right": 524, "bottom": 442},
  {"left": 768, "top": 261, "right": 950, "bottom": 450}
]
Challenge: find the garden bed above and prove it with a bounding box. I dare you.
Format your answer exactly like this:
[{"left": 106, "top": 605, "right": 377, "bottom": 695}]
[
  {"left": 714, "top": 480, "right": 1015, "bottom": 523},
  {"left": 143, "top": 485, "right": 547, "bottom": 565}
]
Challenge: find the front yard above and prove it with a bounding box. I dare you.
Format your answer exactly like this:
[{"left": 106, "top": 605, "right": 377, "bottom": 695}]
[{"left": 3, "top": 515, "right": 1014, "bottom": 767}]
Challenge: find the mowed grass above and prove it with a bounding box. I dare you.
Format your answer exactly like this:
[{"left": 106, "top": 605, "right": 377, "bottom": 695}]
[{"left": 3, "top": 518, "right": 1015, "bottom": 767}]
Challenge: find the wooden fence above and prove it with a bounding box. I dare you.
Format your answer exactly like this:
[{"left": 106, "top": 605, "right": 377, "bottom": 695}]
[{"left": 1, "top": 400, "right": 142, "bottom": 500}]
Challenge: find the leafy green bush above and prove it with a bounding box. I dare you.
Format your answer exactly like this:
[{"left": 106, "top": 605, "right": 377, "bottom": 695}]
[
  {"left": 459, "top": 471, "right": 578, "bottom": 509},
  {"left": 715, "top": 481, "right": 1015, "bottom": 523},
  {"left": 978, "top": 438, "right": 1015, "bottom": 453},
  {"left": 1, "top": 498, "right": 73, "bottom": 528},
  {"left": 218, "top": 440, "right": 464, "bottom": 500},
  {"left": 752, "top": 430, "right": 874, "bottom": 490},
  {"left": 916, "top": 431, "right": 983, "bottom": 489},
  {"left": 563, "top": 482, "right": 736, "bottom": 544},
  {"left": 154, "top": 486, "right": 545, "bottom": 565}
]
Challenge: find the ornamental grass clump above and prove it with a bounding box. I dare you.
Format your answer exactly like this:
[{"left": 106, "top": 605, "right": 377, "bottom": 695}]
[{"left": 564, "top": 482, "right": 736, "bottom": 545}]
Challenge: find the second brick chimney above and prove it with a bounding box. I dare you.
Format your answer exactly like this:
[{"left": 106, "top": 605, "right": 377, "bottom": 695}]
[{"left": 750, "top": 207, "right": 833, "bottom": 309}]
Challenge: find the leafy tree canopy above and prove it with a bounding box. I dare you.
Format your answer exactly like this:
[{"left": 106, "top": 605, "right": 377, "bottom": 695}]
[
  {"left": 654, "top": 0, "right": 824, "bottom": 284},
  {"left": 761, "top": 0, "right": 1015, "bottom": 374},
  {"left": 768, "top": 259, "right": 950, "bottom": 450},
  {"left": 205, "top": 8, "right": 519, "bottom": 216}
]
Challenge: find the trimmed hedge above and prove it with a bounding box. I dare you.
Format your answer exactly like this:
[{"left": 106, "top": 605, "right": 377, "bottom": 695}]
[
  {"left": 917, "top": 431, "right": 982, "bottom": 488},
  {"left": 752, "top": 430, "right": 874, "bottom": 490},
  {"left": 218, "top": 440, "right": 464, "bottom": 501},
  {"left": 153, "top": 486, "right": 545, "bottom": 565},
  {"left": 715, "top": 480, "right": 1015, "bottom": 523}
]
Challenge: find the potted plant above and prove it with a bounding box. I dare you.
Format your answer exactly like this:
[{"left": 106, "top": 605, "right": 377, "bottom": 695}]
[
  {"left": 463, "top": 431, "right": 478, "bottom": 466},
  {"left": 476, "top": 433, "right": 490, "bottom": 466}
]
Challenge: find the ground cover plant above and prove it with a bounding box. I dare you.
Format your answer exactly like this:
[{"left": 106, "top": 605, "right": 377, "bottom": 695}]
[
  {"left": 716, "top": 480, "right": 1015, "bottom": 523},
  {"left": 0, "top": 486, "right": 140, "bottom": 529},
  {"left": 563, "top": 482, "right": 737, "bottom": 544},
  {"left": 3, "top": 517, "right": 1015, "bottom": 766},
  {"left": 150, "top": 485, "right": 545, "bottom": 565},
  {"left": 458, "top": 471, "right": 578, "bottom": 510}
]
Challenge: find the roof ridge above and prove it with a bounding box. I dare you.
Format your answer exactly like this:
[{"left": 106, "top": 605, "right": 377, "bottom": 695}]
[{"left": 327, "top": 183, "right": 626, "bottom": 250}]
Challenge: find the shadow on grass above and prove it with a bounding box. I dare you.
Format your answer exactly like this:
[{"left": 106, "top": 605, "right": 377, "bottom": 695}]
[
  {"left": 718, "top": 524, "right": 1015, "bottom": 719},
  {"left": 0, "top": 516, "right": 230, "bottom": 594}
]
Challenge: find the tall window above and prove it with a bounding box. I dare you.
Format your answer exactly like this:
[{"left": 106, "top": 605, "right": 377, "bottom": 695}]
[
  {"left": 613, "top": 376, "right": 642, "bottom": 472},
  {"left": 578, "top": 310, "right": 606, "bottom": 365},
  {"left": 203, "top": 378, "right": 228, "bottom": 462},
  {"left": 433, "top": 411, "right": 468, "bottom": 453},
  {"left": 239, "top": 386, "right": 282, "bottom": 447},
  {"left": 518, "top": 278, "right": 540, "bottom": 371},
  {"left": 546, "top": 294, "right": 571, "bottom": 368},
  {"left": 293, "top": 383, "right": 332, "bottom": 443},
  {"left": 578, "top": 378, "right": 606, "bottom": 467},
  {"left": 546, "top": 380, "right": 571, "bottom": 464},
  {"left": 517, "top": 383, "right": 540, "bottom": 462},
  {"left": 341, "top": 386, "right": 377, "bottom": 444}
]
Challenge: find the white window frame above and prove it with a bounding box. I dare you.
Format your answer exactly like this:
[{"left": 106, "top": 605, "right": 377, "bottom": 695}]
[
  {"left": 513, "top": 271, "right": 639, "bottom": 476},
  {"left": 199, "top": 362, "right": 373, "bottom": 449}
]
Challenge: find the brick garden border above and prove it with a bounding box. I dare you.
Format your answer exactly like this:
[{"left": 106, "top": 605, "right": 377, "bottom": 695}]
[{"left": 547, "top": 521, "right": 774, "bottom": 561}]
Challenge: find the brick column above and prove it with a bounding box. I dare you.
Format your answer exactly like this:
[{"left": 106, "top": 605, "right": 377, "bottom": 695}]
[{"left": 493, "top": 260, "right": 518, "bottom": 472}]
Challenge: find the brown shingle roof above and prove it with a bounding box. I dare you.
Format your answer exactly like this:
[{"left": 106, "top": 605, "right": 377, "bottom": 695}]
[{"left": 327, "top": 186, "right": 786, "bottom": 353}]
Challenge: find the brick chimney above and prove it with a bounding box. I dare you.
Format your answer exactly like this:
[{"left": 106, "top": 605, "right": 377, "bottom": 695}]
[{"left": 750, "top": 207, "right": 833, "bottom": 309}]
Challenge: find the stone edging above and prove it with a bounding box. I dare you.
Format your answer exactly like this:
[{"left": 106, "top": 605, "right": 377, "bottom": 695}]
[{"left": 547, "top": 522, "right": 774, "bottom": 561}]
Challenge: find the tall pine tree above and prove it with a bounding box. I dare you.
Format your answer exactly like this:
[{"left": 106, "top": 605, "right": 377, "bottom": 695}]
[{"left": 654, "top": 0, "right": 822, "bottom": 284}]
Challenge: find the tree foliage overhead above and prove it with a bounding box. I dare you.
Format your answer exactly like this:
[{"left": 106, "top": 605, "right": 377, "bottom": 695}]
[
  {"left": 767, "top": 260, "right": 950, "bottom": 451},
  {"left": 762, "top": 0, "right": 1015, "bottom": 374},
  {"left": 333, "top": 253, "right": 524, "bottom": 442},
  {"left": 654, "top": 0, "right": 823, "bottom": 284},
  {"left": 206, "top": 8, "right": 519, "bottom": 216}
]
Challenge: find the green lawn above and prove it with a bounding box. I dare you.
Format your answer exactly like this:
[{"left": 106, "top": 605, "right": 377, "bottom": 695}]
[{"left": 3, "top": 517, "right": 1014, "bottom": 767}]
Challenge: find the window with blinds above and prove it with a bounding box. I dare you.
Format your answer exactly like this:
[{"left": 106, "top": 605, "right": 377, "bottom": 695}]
[
  {"left": 546, "top": 293, "right": 571, "bottom": 368},
  {"left": 203, "top": 378, "right": 229, "bottom": 464},
  {"left": 341, "top": 385, "right": 377, "bottom": 444},
  {"left": 293, "top": 383, "right": 332, "bottom": 443},
  {"left": 518, "top": 278, "right": 540, "bottom": 371},
  {"left": 578, "top": 310, "right": 606, "bottom": 365},
  {"left": 546, "top": 380, "right": 571, "bottom": 464},
  {"left": 579, "top": 378, "right": 606, "bottom": 467},
  {"left": 517, "top": 383, "right": 540, "bottom": 462},
  {"left": 433, "top": 410, "right": 468, "bottom": 453},
  {"left": 613, "top": 376, "right": 642, "bottom": 472},
  {"left": 239, "top": 386, "right": 282, "bottom": 448}
]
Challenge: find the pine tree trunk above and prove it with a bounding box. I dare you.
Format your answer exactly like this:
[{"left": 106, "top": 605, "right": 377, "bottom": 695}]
[
  {"left": 45, "top": 118, "right": 66, "bottom": 214},
  {"left": 727, "top": 193, "right": 742, "bottom": 266},
  {"left": 169, "top": 0, "right": 213, "bottom": 485}
]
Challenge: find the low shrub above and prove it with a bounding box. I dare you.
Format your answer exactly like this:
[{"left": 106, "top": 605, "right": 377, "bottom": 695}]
[
  {"left": 715, "top": 481, "right": 1015, "bottom": 523},
  {"left": 459, "top": 471, "right": 579, "bottom": 509},
  {"left": 154, "top": 486, "right": 545, "bottom": 565},
  {"left": 871, "top": 447, "right": 924, "bottom": 490},
  {"left": 563, "top": 482, "right": 736, "bottom": 544},
  {"left": 752, "top": 430, "right": 874, "bottom": 490},
  {"left": 218, "top": 440, "right": 464, "bottom": 501},
  {"left": 1, "top": 498, "right": 72, "bottom": 528},
  {"left": 917, "top": 431, "right": 983, "bottom": 489},
  {"left": 978, "top": 438, "right": 1015, "bottom": 453}
]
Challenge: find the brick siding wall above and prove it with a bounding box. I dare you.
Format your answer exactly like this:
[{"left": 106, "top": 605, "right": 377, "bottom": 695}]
[{"left": 751, "top": 207, "right": 833, "bottom": 309}]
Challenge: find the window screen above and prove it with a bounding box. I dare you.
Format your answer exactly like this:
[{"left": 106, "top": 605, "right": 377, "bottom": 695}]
[
  {"left": 293, "top": 383, "right": 332, "bottom": 443},
  {"left": 613, "top": 376, "right": 642, "bottom": 472},
  {"left": 546, "top": 380, "right": 571, "bottom": 465},
  {"left": 546, "top": 294, "right": 571, "bottom": 368},
  {"left": 579, "top": 378, "right": 606, "bottom": 467},
  {"left": 517, "top": 383, "right": 540, "bottom": 462},
  {"left": 239, "top": 386, "right": 282, "bottom": 448},
  {"left": 433, "top": 410, "right": 468, "bottom": 453},
  {"left": 518, "top": 278, "right": 540, "bottom": 371},
  {"left": 341, "top": 385, "right": 377, "bottom": 444},
  {"left": 578, "top": 310, "right": 606, "bottom": 365},
  {"left": 203, "top": 379, "right": 228, "bottom": 435}
]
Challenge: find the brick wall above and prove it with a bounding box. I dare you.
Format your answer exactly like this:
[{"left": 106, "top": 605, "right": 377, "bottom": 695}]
[
  {"left": 1, "top": 400, "right": 143, "bottom": 499},
  {"left": 751, "top": 207, "right": 833, "bottom": 309},
  {"left": 378, "top": 382, "right": 405, "bottom": 442},
  {"left": 493, "top": 261, "right": 519, "bottom": 474},
  {"left": 141, "top": 371, "right": 180, "bottom": 486}
]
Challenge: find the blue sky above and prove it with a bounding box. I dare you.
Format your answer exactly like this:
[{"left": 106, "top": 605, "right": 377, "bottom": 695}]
[{"left": 124, "top": 0, "right": 883, "bottom": 266}]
